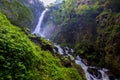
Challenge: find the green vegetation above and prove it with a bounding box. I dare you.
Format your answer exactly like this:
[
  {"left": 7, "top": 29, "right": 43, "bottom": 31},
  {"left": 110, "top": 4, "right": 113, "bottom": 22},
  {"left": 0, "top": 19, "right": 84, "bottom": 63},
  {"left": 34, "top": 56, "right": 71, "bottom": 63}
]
[
  {"left": 0, "top": 12, "right": 83, "bottom": 80},
  {"left": 96, "top": 11, "right": 120, "bottom": 76},
  {"left": 0, "top": 0, "right": 120, "bottom": 79},
  {"left": 0, "top": 0, "right": 33, "bottom": 28},
  {"left": 45, "top": 0, "right": 120, "bottom": 77}
]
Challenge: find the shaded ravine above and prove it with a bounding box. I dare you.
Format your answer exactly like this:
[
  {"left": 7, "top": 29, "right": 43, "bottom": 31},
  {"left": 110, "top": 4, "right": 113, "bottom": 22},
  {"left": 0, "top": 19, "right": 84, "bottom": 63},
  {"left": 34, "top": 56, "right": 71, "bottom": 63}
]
[{"left": 32, "top": 9, "right": 117, "bottom": 80}]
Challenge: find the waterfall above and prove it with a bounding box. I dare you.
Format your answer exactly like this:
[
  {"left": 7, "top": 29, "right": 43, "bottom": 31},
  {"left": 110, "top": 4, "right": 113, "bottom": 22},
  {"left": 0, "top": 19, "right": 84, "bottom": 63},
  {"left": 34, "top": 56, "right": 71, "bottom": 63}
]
[
  {"left": 32, "top": 8, "right": 116, "bottom": 80},
  {"left": 32, "top": 9, "right": 48, "bottom": 36}
]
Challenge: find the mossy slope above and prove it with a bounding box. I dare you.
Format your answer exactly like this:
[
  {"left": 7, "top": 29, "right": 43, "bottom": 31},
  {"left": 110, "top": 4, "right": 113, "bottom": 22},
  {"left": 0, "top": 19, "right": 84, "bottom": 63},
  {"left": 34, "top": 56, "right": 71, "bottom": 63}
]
[{"left": 0, "top": 12, "right": 82, "bottom": 80}]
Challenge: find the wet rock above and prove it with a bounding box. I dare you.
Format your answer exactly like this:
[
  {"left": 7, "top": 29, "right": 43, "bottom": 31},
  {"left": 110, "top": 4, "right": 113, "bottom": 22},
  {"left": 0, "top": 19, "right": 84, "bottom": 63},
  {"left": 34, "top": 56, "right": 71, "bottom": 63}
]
[
  {"left": 87, "top": 68, "right": 102, "bottom": 79},
  {"left": 70, "top": 49, "right": 73, "bottom": 52},
  {"left": 54, "top": 46, "right": 58, "bottom": 53},
  {"left": 64, "top": 47, "right": 69, "bottom": 50},
  {"left": 105, "top": 71, "right": 116, "bottom": 80},
  {"left": 63, "top": 47, "right": 69, "bottom": 54},
  {"left": 82, "top": 59, "right": 88, "bottom": 65}
]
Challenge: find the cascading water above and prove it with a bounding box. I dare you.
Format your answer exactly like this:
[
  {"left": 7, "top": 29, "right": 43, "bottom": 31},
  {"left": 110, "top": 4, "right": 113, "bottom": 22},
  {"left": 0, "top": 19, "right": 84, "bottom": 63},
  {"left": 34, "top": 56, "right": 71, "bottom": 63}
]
[
  {"left": 75, "top": 56, "right": 110, "bottom": 80},
  {"left": 32, "top": 9, "right": 48, "bottom": 36},
  {"left": 54, "top": 44, "right": 111, "bottom": 80},
  {"left": 32, "top": 8, "right": 117, "bottom": 80}
]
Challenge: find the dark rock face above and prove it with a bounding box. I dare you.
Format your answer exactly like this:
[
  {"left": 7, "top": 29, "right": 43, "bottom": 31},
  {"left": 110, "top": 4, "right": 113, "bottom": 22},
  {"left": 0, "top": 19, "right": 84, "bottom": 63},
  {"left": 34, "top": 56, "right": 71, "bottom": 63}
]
[
  {"left": 20, "top": 0, "right": 45, "bottom": 30},
  {"left": 30, "top": 36, "right": 54, "bottom": 53}
]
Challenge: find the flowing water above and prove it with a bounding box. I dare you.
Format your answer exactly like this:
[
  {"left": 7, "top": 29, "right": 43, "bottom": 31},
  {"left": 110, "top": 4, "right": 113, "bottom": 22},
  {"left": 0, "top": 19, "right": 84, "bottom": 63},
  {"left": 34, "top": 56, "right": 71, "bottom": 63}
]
[
  {"left": 32, "top": 9, "right": 118, "bottom": 80},
  {"left": 32, "top": 9, "right": 48, "bottom": 36},
  {"left": 55, "top": 44, "right": 110, "bottom": 80}
]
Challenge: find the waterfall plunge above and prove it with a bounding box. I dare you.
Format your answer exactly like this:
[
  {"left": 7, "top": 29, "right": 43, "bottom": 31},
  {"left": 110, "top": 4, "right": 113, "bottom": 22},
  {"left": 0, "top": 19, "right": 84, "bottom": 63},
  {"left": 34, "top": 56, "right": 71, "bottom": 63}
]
[{"left": 32, "top": 9, "right": 48, "bottom": 36}]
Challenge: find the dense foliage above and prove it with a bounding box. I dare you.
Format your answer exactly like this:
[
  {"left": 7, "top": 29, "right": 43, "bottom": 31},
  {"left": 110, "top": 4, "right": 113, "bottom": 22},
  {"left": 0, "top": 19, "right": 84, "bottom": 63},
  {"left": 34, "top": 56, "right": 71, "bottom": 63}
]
[
  {"left": 0, "top": 0, "right": 33, "bottom": 28},
  {"left": 44, "top": 0, "right": 120, "bottom": 77},
  {"left": 0, "top": 0, "right": 45, "bottom": 30},
  {"left": 0, "top": 12, "right": 83, "bottom": 80},
  {"left": 0, "top": 0, "right": 120, "bottom": 79},
  {"left": 96, "top": 11, "right": 120, "bottom": 76}
]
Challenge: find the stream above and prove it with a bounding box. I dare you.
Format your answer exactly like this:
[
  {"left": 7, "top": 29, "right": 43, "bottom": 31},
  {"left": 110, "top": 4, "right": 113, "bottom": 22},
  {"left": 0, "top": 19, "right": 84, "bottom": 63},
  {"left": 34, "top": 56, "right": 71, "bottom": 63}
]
[
  {"left": 54, "top": 44, "right": 110, "bottom": 80},
  {"left": 32, "top": 9, "right": 118, "bottom": 80}
]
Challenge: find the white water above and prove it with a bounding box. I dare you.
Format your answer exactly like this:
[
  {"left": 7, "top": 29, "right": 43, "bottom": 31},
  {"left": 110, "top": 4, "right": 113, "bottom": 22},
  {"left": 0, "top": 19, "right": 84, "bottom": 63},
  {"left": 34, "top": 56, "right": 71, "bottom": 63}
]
[
  {"left": 76, "top": 56, "right": 110, "bottom": 80},
  {"left": 32, "top": 9, "right": 48, "bottom": 36},
  {"left": 54, "top": 44, "right": 64, "bottom": 55},
  {"left": 55, "top": 45, "right": 110, "bottom": 80},
  {"left": 32, "top": 9, "right": 114, "bottom": 80}
]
